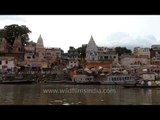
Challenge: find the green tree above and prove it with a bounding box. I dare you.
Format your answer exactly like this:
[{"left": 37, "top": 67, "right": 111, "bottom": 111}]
[
  {"left": 0, "top": 24, "right": 31, "bottom": 46},
  {"left": 77, "top": 44, "right": 87, "bottom": 62},
  {"left": 115, "top": 47, "right": 132, "bottom": 56}
]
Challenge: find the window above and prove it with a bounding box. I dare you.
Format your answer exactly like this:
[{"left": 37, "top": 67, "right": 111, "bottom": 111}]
[
  {"left": 18, "top": 47, "right": 21, "bottom": 52},
  {"left": 104, "top": 56, "right": 108, "bottom": 59},
  {"left": 47, "top": 53, "right": 51, "bottom": 55},
  {"left": 27, "top": 56, "right": 31, "bottom": 59}
]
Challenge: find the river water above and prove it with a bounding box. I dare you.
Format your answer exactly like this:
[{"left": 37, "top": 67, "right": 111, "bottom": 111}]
[{"left": 0, "top": 84, "right": 160, "bottom": 105}]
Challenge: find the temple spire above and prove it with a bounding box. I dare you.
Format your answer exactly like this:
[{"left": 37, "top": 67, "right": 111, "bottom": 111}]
[
  {"left": 13, "top": 35, "right": 22, "bottom": 46},
  {"left": 36, "top": 34, "right": 44, "bottom": 48},
  {"left": 86, "top": 35, "right": 98, "bottom": 61},
  {"left": 86, "top": 35, "right": 98, "bottom": 51}
]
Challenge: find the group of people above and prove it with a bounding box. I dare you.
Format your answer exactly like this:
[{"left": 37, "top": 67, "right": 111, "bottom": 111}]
[{"left": 140, "top": 80, "right": 160, "bottom": 86}]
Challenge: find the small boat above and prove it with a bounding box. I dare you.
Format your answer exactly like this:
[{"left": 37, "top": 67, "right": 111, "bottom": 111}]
[
  {"left": 0, "top": 79, "right": 35, "bottom": 84},
  {"left": 69, "top": 74, "right": 100, "bottom": 84},
  {"left": 0, "top": 74, "right": 35, "bottom": 84},
  {"left": 45, "top": 80, "right": 65, "bottom": 83}
]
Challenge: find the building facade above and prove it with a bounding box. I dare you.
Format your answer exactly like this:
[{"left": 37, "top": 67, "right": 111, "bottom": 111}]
[
  {"left": 133, "top": 47, "right": 150, "bottom": 58},
  {"left": 0, "top": 57, "right": 15, "bottom": 73},
  {"left": 120, "top": 55, "right": 150, "bottom": 67},
  {"left": 68, "top": 46, "right": 79, "bottom": 60},
  {"left": 98, "top": 47, "right": 118, "bottom": 63},
  {"left": 0, "top": 38, "right": 8, "bottom": 53}
]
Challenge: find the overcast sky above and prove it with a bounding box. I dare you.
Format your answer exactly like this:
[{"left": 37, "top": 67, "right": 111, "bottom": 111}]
[{"left": 0, "top": 15, "right": 160, "bottom": 52}]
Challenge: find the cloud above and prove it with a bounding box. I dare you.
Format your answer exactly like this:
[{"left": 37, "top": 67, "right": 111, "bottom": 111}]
[
  {"left": 0, "top": 16, "right": 27, "bottom": 29},
  {"left": 0, "top": 16, "right": 27, "bottom": 22},
  {"left": 104, "top": 32, "right": 159, "bottom": 49}
]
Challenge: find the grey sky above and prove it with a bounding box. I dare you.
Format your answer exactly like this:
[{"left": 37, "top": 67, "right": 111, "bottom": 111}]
[{"left": 0, "top": 15, "right": 160, "bottom": 52}]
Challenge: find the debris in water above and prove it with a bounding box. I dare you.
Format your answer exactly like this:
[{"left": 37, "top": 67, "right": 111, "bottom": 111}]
[
  {"left": 62, "top": 102, "right": 70, "bottom": 105},
  {"left": 54, "top": 100, "right": 63, "bottom": 103}
]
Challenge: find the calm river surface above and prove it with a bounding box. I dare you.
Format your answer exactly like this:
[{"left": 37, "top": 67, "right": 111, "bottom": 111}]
[{"left": 0, "top": 84, "right": 160, "bottom": 105}]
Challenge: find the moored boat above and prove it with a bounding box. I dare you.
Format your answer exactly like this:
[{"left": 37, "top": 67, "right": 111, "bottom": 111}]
[
  {"left": 0, "top": 74, "right": 36, "bottom": 84},
  {"left": 69, "top": 74, "right": 100, "bottom": 84},
  {"left": 123, "top": 80, "right": 160, "bottom": 88},
  {"left": 0, "top": 79, "right": 35, "bottom": 84},
  {"left": 100, "top": 73, "right": 138, "bottom": 85}
]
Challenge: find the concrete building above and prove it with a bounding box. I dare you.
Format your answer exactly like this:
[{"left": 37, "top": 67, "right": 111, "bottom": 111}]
[
  {"left": 0, "top": 57, "right": 15, "bottom": 73},
  {"left": 120, "top": 55, "right": 150, "bottom": 67},
  {"left": 24, "top": 42, "right": 36, "bottom": 67},
  {"left": 54, "top": 48, "right": 62, "bottom": 58},
  {"left": 142, "top": 73, "right": 156, "bottom": 81},
  {"left": 0, "top": 38, "right": 8, "bottom": 53},
  {"left": 24, "top": 35, "right": 63, "bottom": 68},
  {"left": 98, "top": 47, "right": 118, "bottom": 63},
  {"left": 133, "top": 47, "right": 150, "bottom": 58},
  {"left": 67, "top": 60, "right": 79, "bottom": 69},
  {"left": 151, "top": 45, "right": 160, "bottom": 60},
  {"left": 68, "top": 46, "right": 79, "bottom": 60},
  {"left": 150, "top": 45, "right": 160, "bottom": 65}
]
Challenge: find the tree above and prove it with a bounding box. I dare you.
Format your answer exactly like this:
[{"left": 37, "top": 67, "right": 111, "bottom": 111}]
[
  {"left": 115, "top": 47, "right": 132, "bottom": 56},
  {"left": 27, "top": 40, "right": 36, "bottom": 46},
  {"left": 77, "top": 44, "right": 87, "bottom": 62},
  {"left": 0, "top": 24, "right": 31, "bottom": 46}
]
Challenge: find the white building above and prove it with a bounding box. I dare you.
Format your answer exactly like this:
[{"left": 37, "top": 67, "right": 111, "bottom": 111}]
[
  {"left": 67, "top": 60, "right": 79, "bottom": 69},
  {"left": 86, "top": 36, "right": 98, "bottom": 62},
  {"left": 142, "top": 73, "right": 156, "bottom": 81},
  {"left": 0, "top": 57, "right": 15, "bottom": 72}
]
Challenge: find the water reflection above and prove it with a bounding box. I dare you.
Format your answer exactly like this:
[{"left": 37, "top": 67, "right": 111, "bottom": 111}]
[{"left": 0, "top": 84, "right": 160, "bottom": 105}]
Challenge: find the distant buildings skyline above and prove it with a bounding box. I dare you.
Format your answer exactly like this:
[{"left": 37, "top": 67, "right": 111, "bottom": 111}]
[{"left": 1, "top": 15, "right": 160, "bottom": 52}]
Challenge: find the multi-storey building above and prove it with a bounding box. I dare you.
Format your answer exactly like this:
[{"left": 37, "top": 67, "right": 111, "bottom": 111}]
[
  {"left": 0, "top": 57, "right": 15, "bottom": 73},
  {"left": 150, "top": 45, "right": 160, "bottom": 65},
  {"left": 98, "top": 47, "right": 118, "bottom": 63},
  {"left": 133, "top": 47, "right": 150, "bottom": 58},
  {"left": 68, "top": 46, "right": 79, "bottom": 60}
]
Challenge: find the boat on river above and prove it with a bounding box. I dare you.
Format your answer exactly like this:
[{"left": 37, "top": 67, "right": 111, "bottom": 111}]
[
  {"left": 100, "top": 73, "right": 138, "bottom": 85},
  {"left": 123, "top": 80, "right": 160, "bottom": 88},
  {"left": 0, "top": 74, "right": 36, "bottom": 84},
  {"left": 0, "top": 79, "right": 35, "bottom": 84},
  {"left": 68, "top": 74, "right": 100, "bottom": 84}
]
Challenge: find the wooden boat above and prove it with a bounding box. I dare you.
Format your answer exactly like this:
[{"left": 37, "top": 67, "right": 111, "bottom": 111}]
[
  {"left": 68, "top": 74, "right": 100, "bottom": 85},
  {"left": 0, "top": 74, "right": 36, "bottom": 84},
  {"left": 0, "top": 79, "right": 35, "bottom": 84},
  {"left": 45, "top": 80, "right": 65, "bottom": 83}
]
